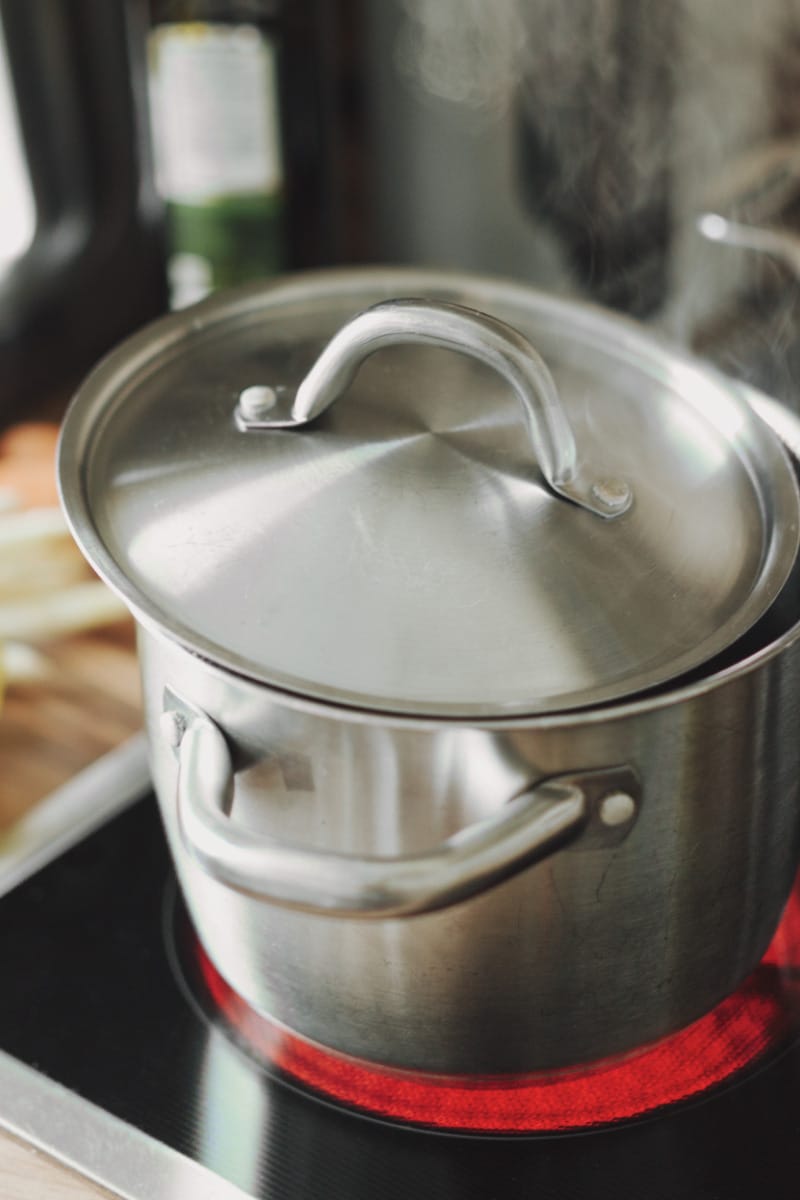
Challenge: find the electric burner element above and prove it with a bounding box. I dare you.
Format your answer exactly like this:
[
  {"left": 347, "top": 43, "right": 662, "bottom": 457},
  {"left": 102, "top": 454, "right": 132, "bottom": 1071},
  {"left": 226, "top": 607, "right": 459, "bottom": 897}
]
[{"left": 188, "top": 883, "right": 800, "bottom": 1135}]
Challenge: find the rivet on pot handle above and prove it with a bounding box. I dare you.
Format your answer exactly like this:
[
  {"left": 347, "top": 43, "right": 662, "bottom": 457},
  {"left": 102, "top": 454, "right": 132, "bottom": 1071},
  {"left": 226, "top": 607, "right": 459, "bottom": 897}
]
[
  {"left": 235, "top": 299, "right": 632, "bottom": 518},
  {"left": 163, "top": 705, "right": 641, "bottom": 919}
]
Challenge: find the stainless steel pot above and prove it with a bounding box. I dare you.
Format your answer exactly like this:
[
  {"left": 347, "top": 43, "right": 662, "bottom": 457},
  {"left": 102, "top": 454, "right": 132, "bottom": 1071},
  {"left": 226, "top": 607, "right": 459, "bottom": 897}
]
[{"left": 58, "top": 268, "right": 800, "bottom": 1074}]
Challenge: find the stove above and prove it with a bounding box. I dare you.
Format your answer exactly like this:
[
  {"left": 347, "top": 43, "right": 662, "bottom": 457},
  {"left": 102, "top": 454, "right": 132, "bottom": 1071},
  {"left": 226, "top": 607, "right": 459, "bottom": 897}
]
[{"left": 1, "top": 737, "right": 800, "bottom": 1199}]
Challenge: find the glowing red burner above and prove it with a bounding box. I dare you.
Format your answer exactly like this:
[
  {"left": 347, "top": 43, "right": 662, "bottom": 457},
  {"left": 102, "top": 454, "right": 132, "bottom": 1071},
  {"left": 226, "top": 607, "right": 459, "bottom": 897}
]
[{"left": 197, "top": 883, "right": 800, "bottom": 1134}]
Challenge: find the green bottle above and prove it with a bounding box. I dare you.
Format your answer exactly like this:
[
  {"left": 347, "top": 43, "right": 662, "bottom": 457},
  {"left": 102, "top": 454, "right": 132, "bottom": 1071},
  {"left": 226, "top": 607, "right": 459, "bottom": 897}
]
[{"left": 146, "top": 1, "right": 285, "bottom": 308}]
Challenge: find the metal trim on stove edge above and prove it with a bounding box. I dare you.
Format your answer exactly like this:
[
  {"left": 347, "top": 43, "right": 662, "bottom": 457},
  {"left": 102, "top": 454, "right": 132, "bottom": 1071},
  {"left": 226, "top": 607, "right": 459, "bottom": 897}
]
[
  {"left": 0, "top": 736, "right": 252, "bottom": 1198},
  {"left": 0, "top": 733, "right": 151, "bottom": 899},
  {"left": 0, "top": 1049, "right": 252, "bottom": 1200}
]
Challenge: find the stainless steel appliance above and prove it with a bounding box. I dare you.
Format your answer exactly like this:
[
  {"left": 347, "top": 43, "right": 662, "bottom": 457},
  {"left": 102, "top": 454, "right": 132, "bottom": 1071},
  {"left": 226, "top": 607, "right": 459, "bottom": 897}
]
[{"left": 57, "top": 267, "right": 800, "bottom": 1076}]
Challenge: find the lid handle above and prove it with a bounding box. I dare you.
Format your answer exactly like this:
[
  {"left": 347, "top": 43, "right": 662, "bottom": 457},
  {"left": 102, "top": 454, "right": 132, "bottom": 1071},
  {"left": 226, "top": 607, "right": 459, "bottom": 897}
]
[{"left": 236, "top": 299, "right": 631, "bottom": 518}]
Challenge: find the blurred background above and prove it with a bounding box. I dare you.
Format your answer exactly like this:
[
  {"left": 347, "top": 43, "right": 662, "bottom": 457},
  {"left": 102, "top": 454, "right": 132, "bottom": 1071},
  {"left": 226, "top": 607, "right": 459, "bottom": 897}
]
[
  {"left": 4, "top": 0, "right": 800, "bottom": 810},
  {"left": 5, "top": 0, "right": 800, "bottom": 418}
]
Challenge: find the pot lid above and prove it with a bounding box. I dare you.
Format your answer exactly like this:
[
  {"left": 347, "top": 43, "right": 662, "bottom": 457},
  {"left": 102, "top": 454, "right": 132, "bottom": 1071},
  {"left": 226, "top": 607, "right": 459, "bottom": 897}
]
[{"left": 58, "top": 268, "right": 800, "bottom": 717}]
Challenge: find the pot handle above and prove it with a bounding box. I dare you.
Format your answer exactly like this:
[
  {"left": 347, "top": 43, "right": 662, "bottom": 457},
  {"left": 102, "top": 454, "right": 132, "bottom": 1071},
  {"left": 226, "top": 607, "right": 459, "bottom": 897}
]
[
  {"left": 235, "top": 299, "right": 631, "bottom": 519},
  {"left": 163, "top": 706, "right": 640, "bottom": 919}
]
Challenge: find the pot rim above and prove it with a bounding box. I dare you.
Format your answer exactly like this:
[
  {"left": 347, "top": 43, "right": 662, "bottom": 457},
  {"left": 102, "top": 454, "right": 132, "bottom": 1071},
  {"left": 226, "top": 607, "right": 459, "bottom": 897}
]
[
  {"left": 136, "top": 564, "right": 800, "bottom": 734},
  {"left": 58, "top": 265, "right": 800, "bottom": 730}
]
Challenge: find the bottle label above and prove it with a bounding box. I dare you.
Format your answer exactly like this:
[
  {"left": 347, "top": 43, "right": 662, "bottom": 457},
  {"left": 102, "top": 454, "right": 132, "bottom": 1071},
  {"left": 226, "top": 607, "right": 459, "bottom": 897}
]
[
  {"left": 147, "top": 22, "right": 284, "bottom": 307},
  {"left": 147, "top": 22, "right": 283, "bottom": 204}
]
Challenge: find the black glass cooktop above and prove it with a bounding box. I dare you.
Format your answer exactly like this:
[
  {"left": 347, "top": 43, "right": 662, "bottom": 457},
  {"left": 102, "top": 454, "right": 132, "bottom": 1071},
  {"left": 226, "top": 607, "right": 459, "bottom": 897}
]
[{"left": 1, "top": 763, "right": 800, "bottom": 1199}]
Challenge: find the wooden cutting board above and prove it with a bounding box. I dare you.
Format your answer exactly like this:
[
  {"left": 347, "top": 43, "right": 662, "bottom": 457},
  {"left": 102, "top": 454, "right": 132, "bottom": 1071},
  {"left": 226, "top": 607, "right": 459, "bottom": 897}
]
[
  {"left": 0, "top": 622, "right": 142, "bottom": 829},
  {"left": 0, "top": 618, "right": 142, "bottom": 1197}
]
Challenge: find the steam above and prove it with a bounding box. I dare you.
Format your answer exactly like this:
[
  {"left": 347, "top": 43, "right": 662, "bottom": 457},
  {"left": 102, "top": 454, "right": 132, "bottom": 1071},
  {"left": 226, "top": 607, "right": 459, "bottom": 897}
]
[
  {"left": 392, "top": 0, "right": 800, "bottom": 191},
  {"left": 395, "top": 0, "right": 529, "bottom": 113},
  {"left": 390, "top": 0, "right": 800, "bottom": 326}
]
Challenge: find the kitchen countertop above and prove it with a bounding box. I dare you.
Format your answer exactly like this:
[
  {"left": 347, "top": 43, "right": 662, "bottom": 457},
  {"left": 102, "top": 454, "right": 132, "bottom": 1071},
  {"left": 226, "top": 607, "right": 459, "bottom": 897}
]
[
  {"left": 0, "top": 620, "right": 142, "bottom": 1199},
  {"left": 0, "top": 1132, "right": 116, "bottom": 1200}
]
